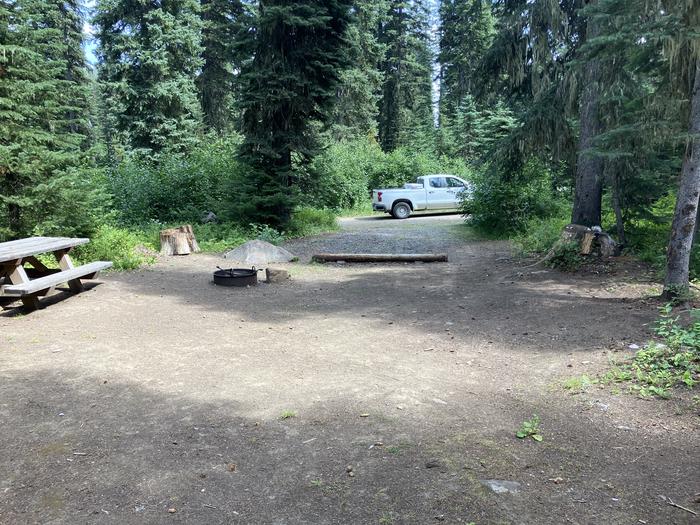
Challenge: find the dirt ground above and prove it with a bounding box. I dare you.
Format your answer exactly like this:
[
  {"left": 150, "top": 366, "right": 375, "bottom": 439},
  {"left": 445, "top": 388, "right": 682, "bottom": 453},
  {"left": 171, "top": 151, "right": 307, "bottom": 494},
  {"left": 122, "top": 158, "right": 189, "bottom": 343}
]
[{"left": 1, "top": 214, "right": 698, "bottom": 524}]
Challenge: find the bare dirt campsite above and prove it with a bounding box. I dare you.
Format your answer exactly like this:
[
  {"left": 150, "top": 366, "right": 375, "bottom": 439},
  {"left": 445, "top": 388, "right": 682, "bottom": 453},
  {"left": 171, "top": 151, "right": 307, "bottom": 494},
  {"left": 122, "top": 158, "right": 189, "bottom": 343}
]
[{"left": 1, "top": 215, "right": 698, "bottom": 524}]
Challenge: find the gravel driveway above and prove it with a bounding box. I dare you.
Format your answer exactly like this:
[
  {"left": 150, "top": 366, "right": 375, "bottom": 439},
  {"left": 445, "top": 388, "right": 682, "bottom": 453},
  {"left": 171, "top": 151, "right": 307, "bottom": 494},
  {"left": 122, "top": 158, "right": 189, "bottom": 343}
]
[{"left": 1, "top": 213, "right": 698, "bottom": 524}]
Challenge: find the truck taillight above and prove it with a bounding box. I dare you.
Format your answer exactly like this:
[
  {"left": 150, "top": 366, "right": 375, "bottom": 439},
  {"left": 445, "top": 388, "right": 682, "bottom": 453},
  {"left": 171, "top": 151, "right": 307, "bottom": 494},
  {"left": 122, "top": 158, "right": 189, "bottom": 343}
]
[{"left": 377, "top": 191, "right": 382, "bottom": 202}]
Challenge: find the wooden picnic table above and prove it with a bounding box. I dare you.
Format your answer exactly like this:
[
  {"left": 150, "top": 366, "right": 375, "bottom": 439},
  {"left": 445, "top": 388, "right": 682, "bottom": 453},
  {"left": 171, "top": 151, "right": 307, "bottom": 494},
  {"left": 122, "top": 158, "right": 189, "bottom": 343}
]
[{"left": 0, "top": 237, "right": 112, "bottom": 310}]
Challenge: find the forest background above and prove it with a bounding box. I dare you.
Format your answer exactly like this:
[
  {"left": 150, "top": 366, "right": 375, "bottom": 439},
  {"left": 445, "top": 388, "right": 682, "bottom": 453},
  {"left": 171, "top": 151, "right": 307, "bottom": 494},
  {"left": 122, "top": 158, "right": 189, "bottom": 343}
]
[{"left": 1, "top": 0, "right": 698, "bottom": 295}]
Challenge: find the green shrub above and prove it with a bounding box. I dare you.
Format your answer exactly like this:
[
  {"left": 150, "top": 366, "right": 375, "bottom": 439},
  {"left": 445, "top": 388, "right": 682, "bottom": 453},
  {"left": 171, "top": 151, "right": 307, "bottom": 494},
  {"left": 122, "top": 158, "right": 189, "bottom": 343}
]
[
  {"left": 306, "top": 140, "right": 380, "bottom": 210},
  {"left": 467, "top": 158, "right": 568, "bottom": 236},
  {"left": 108, "top": 134, "right": 242, "bottom": 225},
  {"left": 250, "top": 223, "right": 286, "bottom": 245},
  {"left": 288, "top": 207, "right": 338, "bottom": 237},
  {"left": 368, "top": 147, "right": 471, "bottom": 190},
  {"left": 304, "top": 138, "right": 471, "bottom": 210},
  {"left": 513, "top": 215, "right": 571, "bottom": 254},
  {"left": 192, "top": 223, "right": 250, "bottom": 253},
  {"left": 73, "top": 225, "right": 155, "bottom": 270},
  {"left": 546, "top": 240, "right": 583, "bottom": 271},
  {"left": 621, "top": 193, "right": 700, "bottom": 280},
  {"left": 602, "top": 305, "right": 700, "bottom": 398}
]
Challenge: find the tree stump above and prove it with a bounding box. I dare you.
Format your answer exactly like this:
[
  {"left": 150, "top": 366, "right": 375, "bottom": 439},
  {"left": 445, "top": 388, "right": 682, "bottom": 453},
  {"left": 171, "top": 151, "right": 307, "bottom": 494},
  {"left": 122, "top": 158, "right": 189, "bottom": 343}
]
[{"left": 160, "top": 225, "right": 200, "bottom": 256}]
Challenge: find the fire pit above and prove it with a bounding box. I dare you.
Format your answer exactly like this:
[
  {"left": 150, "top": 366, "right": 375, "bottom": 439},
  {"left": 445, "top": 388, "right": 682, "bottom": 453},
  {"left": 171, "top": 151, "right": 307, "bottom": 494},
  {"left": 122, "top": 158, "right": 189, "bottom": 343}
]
[{"left": 213, "top": 266, "right": 262, "bottom": 287}]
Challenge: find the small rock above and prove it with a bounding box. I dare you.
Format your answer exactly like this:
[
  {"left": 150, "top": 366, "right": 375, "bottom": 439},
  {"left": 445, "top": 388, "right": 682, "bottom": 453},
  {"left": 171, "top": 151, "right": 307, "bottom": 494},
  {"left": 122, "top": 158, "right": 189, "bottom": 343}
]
[
  {"left": 224, "top": 240, "right": 294, "bottom": 264},
  {"left": 266, "top": 268, "right": 290, "bottom": 284},
  {"left": 346, "top": 465, "right": 353, "bottom": 472},
  {"left": 548, "top": 477, "right": 564, "bottom": 484},
  {"left": 227, "top": 463, "right": 237, "bottom": 472},
  {"left": 167, "top": 508, "right": 176, "bottom": 514},
  {"left": 425, "top": 460, "right": 443, "bottom": 469},
  {"left": 201, "top": 211, "right": 218, "bottom": 224},
  {"left": 348, "top": 471, "right": 355, "bottom": 477},
  {"left": 628, "top": 344, "right": 640, "bottom": 350},
  {"left": 479, "top": 479, "right": 521, "bottom": 494}
]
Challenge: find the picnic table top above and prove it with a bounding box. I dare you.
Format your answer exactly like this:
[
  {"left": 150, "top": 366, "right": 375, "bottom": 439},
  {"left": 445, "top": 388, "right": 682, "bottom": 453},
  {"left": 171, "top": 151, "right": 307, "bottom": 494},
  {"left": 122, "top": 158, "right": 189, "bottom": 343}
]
[{"left": 0, "top": 237, "right": 89, "bottom": 264}]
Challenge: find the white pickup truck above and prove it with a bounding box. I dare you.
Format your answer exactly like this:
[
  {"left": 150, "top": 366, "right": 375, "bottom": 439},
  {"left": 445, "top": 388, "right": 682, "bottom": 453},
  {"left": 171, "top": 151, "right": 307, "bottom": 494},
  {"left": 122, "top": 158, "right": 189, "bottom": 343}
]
[{"left": 372, "top": 174, "right": 472, "bottom": 219}]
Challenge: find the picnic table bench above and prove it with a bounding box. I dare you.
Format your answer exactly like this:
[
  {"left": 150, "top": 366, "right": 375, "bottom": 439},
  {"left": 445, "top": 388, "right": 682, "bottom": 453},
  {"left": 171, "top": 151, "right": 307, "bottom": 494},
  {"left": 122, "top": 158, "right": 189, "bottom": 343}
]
[{"left": 0, "top": 237, "right": 112, "bottom": 310}]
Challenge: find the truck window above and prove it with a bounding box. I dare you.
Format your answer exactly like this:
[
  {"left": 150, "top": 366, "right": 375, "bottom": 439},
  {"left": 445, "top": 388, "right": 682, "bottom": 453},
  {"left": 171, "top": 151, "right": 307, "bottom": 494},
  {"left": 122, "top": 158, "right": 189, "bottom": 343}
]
[
  {"left": 446, "top": 177, "right": 465, "bottom": 188},
  {"left": 429, "top": 177, "right": 447, "bottom": 188}
]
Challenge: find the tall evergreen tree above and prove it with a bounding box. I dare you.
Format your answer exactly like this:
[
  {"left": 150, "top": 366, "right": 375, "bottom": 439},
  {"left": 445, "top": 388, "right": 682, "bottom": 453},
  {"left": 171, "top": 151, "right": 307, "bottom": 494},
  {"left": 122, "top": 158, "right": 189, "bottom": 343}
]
[
  {"left": 236, "top": 0, "right": 353, "bottom": 227},
  {"left": 95, "top": 0, "right": 203, "bottom": 157},
  {"left": 197, "top": 0, "right": 249, "bottom": 135},
  {"left": 377, "top": 0, "right": 435, "bottom": 152},
  {"left": 0, "top": 0, "right": 101, "bottom": 238},
  {"left": 571, "top": 0, "right": 604, "bottom": 227},
  {"left": 479, "top": 0, "right": 581, "bottom": 170},
  {"left": 330, "top": 0, "right": 388, "bottom": 141},
  {"left": 438, "top": 0, "right": 495, "bottom": 115}
]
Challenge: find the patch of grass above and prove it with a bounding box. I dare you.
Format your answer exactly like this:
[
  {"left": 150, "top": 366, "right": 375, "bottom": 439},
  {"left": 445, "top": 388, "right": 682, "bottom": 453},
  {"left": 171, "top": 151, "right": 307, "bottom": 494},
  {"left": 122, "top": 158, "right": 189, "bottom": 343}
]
[
  {"left": 562, "top": 374, "right": 594, "bottom": 392},
  {"left": 600, "top": 305, "right": 700, "bottom": 398},
  {"left": 385, "top": 442, "right": 412, "bottom": 455},
  {"left": 516, "top": 415, "right": 543, "bottom": 442},
  {"left": 279, "top": 410, "right": 297, "bottom": 420}
]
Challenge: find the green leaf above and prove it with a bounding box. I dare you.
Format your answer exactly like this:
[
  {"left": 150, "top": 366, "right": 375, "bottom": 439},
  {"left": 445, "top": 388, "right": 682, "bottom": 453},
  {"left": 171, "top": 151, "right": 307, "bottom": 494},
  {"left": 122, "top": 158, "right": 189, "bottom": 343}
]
[{"left": 532, "top": 434, "right": 543, "bottom": 442}]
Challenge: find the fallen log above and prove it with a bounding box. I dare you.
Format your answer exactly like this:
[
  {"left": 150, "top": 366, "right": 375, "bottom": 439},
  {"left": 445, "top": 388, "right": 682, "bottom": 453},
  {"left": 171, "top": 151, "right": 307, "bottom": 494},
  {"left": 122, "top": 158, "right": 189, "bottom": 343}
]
[{"left": 312, "top": 253, "right": 448, "bottom": 263}]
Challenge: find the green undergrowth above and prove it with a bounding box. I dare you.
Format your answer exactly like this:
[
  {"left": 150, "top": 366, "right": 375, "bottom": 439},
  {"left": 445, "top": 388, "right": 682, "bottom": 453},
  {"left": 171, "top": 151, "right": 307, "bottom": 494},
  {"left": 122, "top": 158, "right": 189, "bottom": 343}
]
[
  {"left": 62, "top": 206, "right": 339, "bottom": 271},
  {"left": 564, "top": 305, "right": 700, "bottom": 399}
]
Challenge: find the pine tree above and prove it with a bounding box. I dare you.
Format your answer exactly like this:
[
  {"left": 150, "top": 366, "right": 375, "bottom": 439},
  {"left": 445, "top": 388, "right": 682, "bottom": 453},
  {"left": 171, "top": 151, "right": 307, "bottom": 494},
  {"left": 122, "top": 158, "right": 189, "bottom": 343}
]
[
  {"left": 197, "top": 0, "right": 249, "bottom": 135},
  {"left": 235, "top": 0, "right": 353, "bottom": 227},
  {"left": 95, "top": 0, "right": 203, "bottom": 157},
  {"left": 377, "top": 0, "right": 435, "bottom": 152},
  {"left": 438, "top": 0, "right": 495, "bottom": 116},
  {"left": 330, "top": 0, "right": 388, "bottom": 141},
  {"left": 0, "top": 0, "right": 102, "bottom": 238}
]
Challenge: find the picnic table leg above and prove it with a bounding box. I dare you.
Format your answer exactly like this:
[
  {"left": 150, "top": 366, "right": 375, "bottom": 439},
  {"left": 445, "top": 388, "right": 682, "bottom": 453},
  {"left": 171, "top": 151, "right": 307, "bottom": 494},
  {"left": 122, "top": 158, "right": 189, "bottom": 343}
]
[
  {"left": 54, "top": 249, "right": 84, "bottom": 293},
  {"left": 5, "top": 262, "right": 40, "bottom": 311},
  {"left": 24, "top": 256, "right": 50, "bottom": 273}
]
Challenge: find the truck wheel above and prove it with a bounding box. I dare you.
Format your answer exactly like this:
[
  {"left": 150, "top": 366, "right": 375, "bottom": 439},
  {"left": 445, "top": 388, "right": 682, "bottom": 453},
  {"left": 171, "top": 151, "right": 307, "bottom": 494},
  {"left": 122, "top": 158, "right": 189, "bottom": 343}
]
[{"left": 391, "top": 202, "right": 411, "bottom": 219}]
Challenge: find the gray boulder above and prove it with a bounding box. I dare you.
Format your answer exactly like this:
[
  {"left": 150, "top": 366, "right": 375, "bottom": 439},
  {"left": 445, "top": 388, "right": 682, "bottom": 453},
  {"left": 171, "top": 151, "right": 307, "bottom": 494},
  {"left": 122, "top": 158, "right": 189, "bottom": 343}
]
[{"left": 223, "top": 240, "right": 295, "bottom": 265}]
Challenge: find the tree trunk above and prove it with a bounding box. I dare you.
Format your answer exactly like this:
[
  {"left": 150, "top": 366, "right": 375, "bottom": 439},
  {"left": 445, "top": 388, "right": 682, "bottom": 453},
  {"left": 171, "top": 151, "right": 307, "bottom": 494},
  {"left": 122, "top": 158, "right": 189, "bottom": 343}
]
[
  {"left": 612, "top": 171, "right": 627, "bottom": 246},
  {"left": 663, "top": 56, "right": 700, "bottom": 299},
  {"left": 571, "top": 0, "right": 604, "bottom": 227}
]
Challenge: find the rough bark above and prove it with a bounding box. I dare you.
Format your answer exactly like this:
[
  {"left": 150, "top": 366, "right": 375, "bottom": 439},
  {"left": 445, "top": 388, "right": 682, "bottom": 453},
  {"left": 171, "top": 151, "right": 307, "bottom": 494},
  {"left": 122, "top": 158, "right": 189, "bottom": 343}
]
[
  {"left": 160, "top": 225, "right": 201, "bottom": 256},
  {"left": 611, "top": 171, "right": 627, "bottom": 246},
  {"left": 312, "top": 253, "right": 448, "bottom": 263},
  {"left": 663, "top": 56, "right": 700, "bottom": 299},
  {"left": 571, "top": 0, "right": 604, "bottom": 227}
]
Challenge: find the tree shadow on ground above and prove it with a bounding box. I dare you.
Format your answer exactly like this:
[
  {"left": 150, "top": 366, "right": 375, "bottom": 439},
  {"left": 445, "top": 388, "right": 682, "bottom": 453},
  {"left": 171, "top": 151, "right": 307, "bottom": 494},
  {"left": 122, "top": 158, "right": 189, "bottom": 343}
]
[
  {"left": 96, "top": 256, "right": 659, "bottom": 355},
  {"left": 0, "top": 369, "right": 695, "bottom": 524}
]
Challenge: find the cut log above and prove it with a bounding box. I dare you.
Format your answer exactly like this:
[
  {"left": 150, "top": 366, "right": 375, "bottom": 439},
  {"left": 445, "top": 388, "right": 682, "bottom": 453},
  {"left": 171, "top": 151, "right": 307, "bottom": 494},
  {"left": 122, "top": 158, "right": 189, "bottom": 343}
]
[
  {"left": 160, "top": 225, "right": 200, "bottom": 256},
  {"left": 312, "top": 253, "right": 448, "bottom": 263}
]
